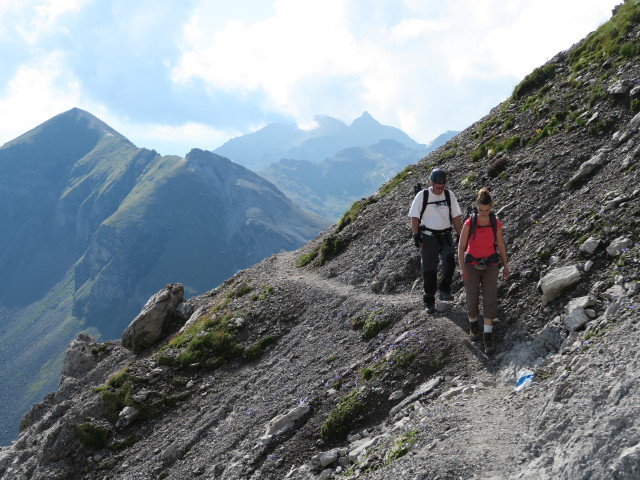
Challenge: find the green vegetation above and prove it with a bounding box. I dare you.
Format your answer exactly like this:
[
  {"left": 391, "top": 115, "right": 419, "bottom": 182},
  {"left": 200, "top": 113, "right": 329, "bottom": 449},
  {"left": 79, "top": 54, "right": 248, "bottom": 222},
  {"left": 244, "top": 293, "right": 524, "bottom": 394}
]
[
  {"left": 251, "top": 285, "right": 274, "bottom": 301},
  {"left": 175, "top": 321, "right": 242, "bottom": 369},
  {"left": 512, "top": 65, "right": 556, "bottom": 100},
  {"left": 337, "top": 197, "right": 377, "bottom": 231},
  {"left": 319, "top": 236, "right": 348, "bottom": 265},
  {"left": 295, "top": 235, "right": 349, "bottom": 268},
  {"left": 351, "top": 307, "right": 389, "bottom": 339},
  {"left": 295, "top": 248, "right": 319, "bottom": 267},
  {"left": 460, "top": 173, "right": 476, "bottom": 187},
  {"left": 378, "top": 166, "right": 412, "bottom": 197},
  {"left": 384, "top": 428, "right": 418, "bottom": 465},
  {"left": 631, "top": 99, "right": 640, "bottom": 113},
  {"left": 569, "top": 1, "right": 640, "bottom": 70},
  {"left": 436, "top": 147, "right": 457, "bottom": 161},
  {"left": 75, "top": 422, "right": 110, "bottom": 449},
  {"left": 243, "top": 335, "right": 278, "bottom": 361},
  {"left": 320, "top": 389, "right": 365, "bottom": 442},
  {"left": 230, "top": 283, "right": 253, "bottom": 298}
]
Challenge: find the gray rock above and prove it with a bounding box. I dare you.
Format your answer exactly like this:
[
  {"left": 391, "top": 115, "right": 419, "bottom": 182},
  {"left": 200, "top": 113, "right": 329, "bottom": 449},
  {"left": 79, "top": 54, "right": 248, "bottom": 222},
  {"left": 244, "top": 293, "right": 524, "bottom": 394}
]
[
  {"left": 563, "top": 296, "right": 595, "bottom": 331},
  {"left": 121, "top": 284, "right": 185, "bottom": 352},
  {"left": 260, "top": 404, "right": 311, "bottom": 444},
  {"left": 607, "top": 79, "right": 630, "bottom": 96},
  {"left": 538, "top": 266, "right": 582, "bottom": 305},
  {"left": 606, "top": 237, "right": 632, "bottom": 256},
  {"left": 564, "top": 149, "right": 608, "bottom": 188},
  {"left": 116, "top": 406, "right": 139, "bottom": 428},
  {"left": 60, "top": 334, "right": 98, "bottom": 380},
  {"left": 579, "top": 236, "right": 600, "bottom": 254}
]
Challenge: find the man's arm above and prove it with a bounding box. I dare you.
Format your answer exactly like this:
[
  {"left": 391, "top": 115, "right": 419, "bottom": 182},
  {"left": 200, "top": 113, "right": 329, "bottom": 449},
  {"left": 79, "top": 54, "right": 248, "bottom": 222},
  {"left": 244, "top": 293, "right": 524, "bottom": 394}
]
[
  {"left": 411, "top": 217, "right": 420, "bottom": 235},
  {"left": 452, "top": 215, "right": 462, "bottom": 235}
]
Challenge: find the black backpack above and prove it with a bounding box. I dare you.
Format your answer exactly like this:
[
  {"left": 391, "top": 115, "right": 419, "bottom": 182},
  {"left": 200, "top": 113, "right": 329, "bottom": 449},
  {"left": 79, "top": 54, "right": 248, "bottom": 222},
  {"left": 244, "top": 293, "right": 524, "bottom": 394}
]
[{"left": 413, "top": 183, "right": 452, "bottom": 224}]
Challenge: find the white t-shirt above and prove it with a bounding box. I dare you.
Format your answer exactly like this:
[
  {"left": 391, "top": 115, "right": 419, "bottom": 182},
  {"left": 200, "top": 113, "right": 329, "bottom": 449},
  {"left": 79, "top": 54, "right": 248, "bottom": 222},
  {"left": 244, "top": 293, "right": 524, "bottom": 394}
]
[{"left": 408, "top": 187, "right": 462, "bottom": 230}]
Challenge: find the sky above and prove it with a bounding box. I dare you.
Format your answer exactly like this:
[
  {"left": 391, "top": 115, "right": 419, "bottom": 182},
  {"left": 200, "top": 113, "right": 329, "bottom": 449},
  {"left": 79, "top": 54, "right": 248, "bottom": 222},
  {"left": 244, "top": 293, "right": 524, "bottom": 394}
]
[{"left": 0, "top": 0, "right": 622, "bottom": 157}]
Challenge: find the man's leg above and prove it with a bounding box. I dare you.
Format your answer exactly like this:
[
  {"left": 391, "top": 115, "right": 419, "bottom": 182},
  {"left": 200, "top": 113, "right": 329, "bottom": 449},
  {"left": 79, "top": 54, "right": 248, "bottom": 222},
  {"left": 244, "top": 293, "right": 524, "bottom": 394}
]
[
  {"left": 420, "top": 235, "right": 439, "bottom": 313},
  {"left": 438, "top": 235, "right": 456, "bottom": 300}
]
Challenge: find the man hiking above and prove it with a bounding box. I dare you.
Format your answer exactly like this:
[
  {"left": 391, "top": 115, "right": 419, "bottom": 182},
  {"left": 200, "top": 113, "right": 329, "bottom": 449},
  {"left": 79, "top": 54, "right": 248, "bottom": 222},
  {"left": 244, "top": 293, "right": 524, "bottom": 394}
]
[{"left": 408, "top": 167, "right": 462, "bottom": 314}]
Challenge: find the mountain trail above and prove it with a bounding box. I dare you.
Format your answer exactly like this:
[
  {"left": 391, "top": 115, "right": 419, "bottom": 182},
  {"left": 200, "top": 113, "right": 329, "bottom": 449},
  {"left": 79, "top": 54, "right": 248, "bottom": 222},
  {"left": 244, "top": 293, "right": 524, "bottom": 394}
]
[{"left": 253, "top": 249, "right": 530, "bottom": 479}]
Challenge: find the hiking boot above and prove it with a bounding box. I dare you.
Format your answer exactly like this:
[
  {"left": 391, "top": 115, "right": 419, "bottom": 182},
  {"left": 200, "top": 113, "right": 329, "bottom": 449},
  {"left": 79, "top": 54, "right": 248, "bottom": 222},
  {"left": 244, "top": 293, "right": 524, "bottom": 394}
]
[
  {"left": 469, "top": 321, "right": 481, "bottom": 340},
  {"left": 425, "top": 303, "right": 436, "bottom": 314},
  {"left": 484, "top": 332, "right": 496, "bottom": 354},
  {"left": 439, "top": 291, "right": 454, "bottom": 301}
]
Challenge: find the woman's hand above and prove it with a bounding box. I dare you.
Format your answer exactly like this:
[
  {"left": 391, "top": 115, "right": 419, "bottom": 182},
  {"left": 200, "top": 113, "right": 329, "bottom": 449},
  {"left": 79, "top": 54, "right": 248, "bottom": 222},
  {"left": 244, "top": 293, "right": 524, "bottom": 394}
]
[
  {"left": 502, "top": 264, "right": 509, "bottom": 280},
  {"left": 459, "top": 263, "right": 468, "bottom": 280}
]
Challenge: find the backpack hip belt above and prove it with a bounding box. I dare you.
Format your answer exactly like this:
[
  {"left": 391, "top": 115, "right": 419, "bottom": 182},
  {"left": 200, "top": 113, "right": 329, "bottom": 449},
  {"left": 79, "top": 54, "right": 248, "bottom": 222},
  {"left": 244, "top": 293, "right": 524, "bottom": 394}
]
[{"left": 464, "top": 252, "right": 499, "bottom": 264}]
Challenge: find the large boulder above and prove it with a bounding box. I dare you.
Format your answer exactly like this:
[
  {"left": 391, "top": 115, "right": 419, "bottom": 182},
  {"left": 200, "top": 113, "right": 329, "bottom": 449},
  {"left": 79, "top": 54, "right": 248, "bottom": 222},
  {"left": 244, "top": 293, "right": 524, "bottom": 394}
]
[
  {"left": 538, "top": 265, "right": 582, "bottom": 305},
  {"left": 121, "top": 284, "right": 186, "bottom": 352}
]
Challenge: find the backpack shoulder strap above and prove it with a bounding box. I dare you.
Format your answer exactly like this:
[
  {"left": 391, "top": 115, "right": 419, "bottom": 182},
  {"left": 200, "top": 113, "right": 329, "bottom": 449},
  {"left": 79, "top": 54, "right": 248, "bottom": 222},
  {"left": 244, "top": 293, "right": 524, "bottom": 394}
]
[
  {"left": 489, "top": 212, "right": 497, "bottom": 236},
  {"left": 419, "top": 189, "right": 429, "bottom": 219},
  {"left": 444, "top": 189, "right": 452, "bottom": 224},
  {"left": 469, "top": 212, "right": 477, "bottom": 236}
]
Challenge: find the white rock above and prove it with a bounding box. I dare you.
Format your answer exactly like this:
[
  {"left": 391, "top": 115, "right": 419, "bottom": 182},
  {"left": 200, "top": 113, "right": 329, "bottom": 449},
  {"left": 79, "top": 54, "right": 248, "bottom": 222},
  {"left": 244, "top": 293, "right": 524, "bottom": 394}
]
[
  {"left": 563, "top": 296, "right": 595, "bottom": 332},
  {"left": 606, "top": 237, "right": 632, "bottom": 256},
  {"left": 260, "top": 404, "right": 310, "bottom": 444},
  {"left": 538, "top": 266, "right": 582, "bottom": 305},
  {"left": 579, "top": 237, "right": 600, "bottom": 254},
  {"left": 318, "top": 450, "right": 338, "bottom": 467}
]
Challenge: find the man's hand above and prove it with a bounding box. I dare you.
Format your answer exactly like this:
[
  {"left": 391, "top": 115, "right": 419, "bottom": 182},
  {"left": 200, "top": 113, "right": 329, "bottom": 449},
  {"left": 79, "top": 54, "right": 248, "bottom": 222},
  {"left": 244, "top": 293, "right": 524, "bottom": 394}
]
[{"left": 413, "top": 233, "right": 422, "bottom": 249}]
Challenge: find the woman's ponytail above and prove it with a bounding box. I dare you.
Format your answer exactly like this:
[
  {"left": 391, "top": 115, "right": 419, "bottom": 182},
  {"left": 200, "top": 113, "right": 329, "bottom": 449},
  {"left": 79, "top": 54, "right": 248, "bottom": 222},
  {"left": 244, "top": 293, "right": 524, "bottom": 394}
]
[{"left": 477, "top": 187, "right": 492, "bottom": 206}]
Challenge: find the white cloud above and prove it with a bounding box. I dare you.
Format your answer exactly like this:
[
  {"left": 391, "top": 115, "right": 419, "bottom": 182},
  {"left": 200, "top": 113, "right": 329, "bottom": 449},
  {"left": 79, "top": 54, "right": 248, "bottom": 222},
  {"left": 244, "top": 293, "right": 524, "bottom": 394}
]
[
  {"left": 6, "top": 0, "right": 88, "bottom": 44},
  {"left": 170, "top": 0, "right": 618, "bottom": 144},
  {"left": 117, "top": 121, "right": 239, "bottom": 156},
  {"left": 0, "top": 52, "right": 81, "bottom": 143}
]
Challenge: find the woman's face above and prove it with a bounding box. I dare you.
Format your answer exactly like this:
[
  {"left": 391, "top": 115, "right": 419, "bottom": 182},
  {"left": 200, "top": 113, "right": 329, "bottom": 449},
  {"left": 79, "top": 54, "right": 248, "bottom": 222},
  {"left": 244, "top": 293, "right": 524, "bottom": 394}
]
[{"left": 477, "top": 203, "right": 491, "bottom": 217}]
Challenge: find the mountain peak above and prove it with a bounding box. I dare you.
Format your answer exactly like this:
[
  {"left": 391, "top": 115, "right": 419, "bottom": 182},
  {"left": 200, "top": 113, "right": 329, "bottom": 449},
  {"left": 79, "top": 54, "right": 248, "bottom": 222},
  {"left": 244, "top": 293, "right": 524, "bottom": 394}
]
[{"left": 351, "top": 111, "right": 378, "bottom": 127}]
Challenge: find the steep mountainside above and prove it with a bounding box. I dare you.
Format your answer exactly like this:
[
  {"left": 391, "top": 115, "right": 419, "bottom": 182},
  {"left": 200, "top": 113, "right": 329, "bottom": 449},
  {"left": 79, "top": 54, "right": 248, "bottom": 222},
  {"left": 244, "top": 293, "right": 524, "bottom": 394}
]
[
  {"left": 0, "top": 110, "right": 328, "bottom": 445},
  {"left": 1, "top": 2, "right": 639, "bottom": 479}
]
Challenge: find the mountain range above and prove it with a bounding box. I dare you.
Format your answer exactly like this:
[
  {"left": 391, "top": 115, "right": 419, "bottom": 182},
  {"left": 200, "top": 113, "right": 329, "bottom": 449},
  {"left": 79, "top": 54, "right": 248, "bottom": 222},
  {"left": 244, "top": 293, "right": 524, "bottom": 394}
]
[{"left": 215, "top": 112, "right": 458, "bottom": 219}]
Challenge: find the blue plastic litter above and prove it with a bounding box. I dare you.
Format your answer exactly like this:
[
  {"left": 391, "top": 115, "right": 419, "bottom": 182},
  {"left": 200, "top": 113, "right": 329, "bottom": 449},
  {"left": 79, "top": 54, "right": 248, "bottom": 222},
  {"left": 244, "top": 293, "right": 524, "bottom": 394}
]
[{"left": 514, "top": 369, "right": 534, "bottom": 391}]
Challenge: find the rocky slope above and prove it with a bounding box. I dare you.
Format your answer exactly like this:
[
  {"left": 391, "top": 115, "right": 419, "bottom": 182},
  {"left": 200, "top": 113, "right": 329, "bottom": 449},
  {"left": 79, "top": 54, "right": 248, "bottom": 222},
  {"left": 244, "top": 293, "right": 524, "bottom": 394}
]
[{"left": 1, "top": 2, "right": 639, "bottom": 479}]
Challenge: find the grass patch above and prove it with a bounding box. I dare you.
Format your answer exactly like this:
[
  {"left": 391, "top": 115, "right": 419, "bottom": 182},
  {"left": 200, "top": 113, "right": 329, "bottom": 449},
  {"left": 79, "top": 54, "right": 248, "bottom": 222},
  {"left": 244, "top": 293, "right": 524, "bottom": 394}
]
[
  {"left": 243, "top": 335, "right": 279, "bottom": 361},
  {"left": 513, "top": 65, "right": 556, "bottom": 100},
  {"left": 251, "top": 285, "right": 274, "bottom": 301},
  {"left": 75, "top": 422, "right": 110, "bottom": 449},
  {"left": 378, "top": 166, "right": 412, "bottom": 197},
  {"left": 384, "top": 428, "right": 418, "bottom": 465},
  {"left": 351, "top": 307, "right": 389, "bottom": 339},
  {"left": 320, "top": 389, "right": 365, "bottom": 442},
  {"left": 295, "top": 248, "right": 319, "bottom": 268},
  {"left": 569, "top": 1, "right": 640, "bottom": 70},
  {"left": 337, "top": 197, "right": 377, "bottom": 231}
]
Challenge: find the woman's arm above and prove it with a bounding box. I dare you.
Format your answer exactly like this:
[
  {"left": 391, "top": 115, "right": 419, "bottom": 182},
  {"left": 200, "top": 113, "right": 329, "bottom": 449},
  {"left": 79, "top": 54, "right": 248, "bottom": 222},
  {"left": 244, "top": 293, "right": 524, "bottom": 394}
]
[
  {"left": 496, "top": 227, "right": 509, "bottom": 280},
  {"left": 458, "top": 222, "right": 470, "bottom": 279}
]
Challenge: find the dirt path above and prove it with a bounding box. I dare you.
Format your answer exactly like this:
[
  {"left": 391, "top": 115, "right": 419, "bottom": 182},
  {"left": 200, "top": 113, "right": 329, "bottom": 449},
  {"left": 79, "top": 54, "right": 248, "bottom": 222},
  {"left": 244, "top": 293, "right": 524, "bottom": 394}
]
[{"left": 263, "top": 250, "right": 529, "bottom": 479}]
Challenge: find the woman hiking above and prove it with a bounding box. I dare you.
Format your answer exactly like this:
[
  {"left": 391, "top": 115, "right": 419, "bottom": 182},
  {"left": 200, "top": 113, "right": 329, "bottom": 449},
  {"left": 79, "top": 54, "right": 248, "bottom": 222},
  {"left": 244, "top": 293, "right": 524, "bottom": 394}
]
[{"left": 457, "top": 187, "right": 509, "bottom": 354}]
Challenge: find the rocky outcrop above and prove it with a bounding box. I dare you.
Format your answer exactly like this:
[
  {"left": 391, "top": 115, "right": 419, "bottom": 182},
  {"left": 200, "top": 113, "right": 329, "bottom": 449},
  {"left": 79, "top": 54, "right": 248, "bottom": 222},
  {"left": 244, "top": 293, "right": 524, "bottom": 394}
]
[{"left": 121, "top": 283, "right": 187, "bottom": 352}]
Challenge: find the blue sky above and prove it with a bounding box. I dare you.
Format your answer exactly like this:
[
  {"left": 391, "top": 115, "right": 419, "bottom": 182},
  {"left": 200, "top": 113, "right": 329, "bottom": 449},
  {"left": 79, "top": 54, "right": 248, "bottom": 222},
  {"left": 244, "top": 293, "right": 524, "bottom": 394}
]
[{"left": 0, "top": 0, "right": 620, "bottom": 157}]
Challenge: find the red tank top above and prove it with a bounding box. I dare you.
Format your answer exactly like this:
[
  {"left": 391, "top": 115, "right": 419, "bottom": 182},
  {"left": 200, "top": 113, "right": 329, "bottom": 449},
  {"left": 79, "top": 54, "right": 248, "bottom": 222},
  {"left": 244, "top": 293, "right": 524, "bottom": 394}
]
[{"left": 464, "top": 217, "right": 502, "bottom": 258}]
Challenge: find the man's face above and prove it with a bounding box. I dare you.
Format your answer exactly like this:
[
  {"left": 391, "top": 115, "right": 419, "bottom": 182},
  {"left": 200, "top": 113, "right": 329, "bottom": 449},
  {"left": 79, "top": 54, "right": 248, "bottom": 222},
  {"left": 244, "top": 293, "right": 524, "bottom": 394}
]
[{"left": 431, "top": 182, "right": 445, "bottom": 195}]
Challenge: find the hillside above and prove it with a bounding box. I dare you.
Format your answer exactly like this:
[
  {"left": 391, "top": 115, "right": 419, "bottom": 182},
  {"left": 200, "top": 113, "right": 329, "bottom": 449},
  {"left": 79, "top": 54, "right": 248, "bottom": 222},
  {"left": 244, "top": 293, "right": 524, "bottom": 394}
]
[
  {"left": 1, "top": 2, "right": 639, "bottom": 479},
  {"left": 0, "top": 110, "right": 328, "bottom": 445}
]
